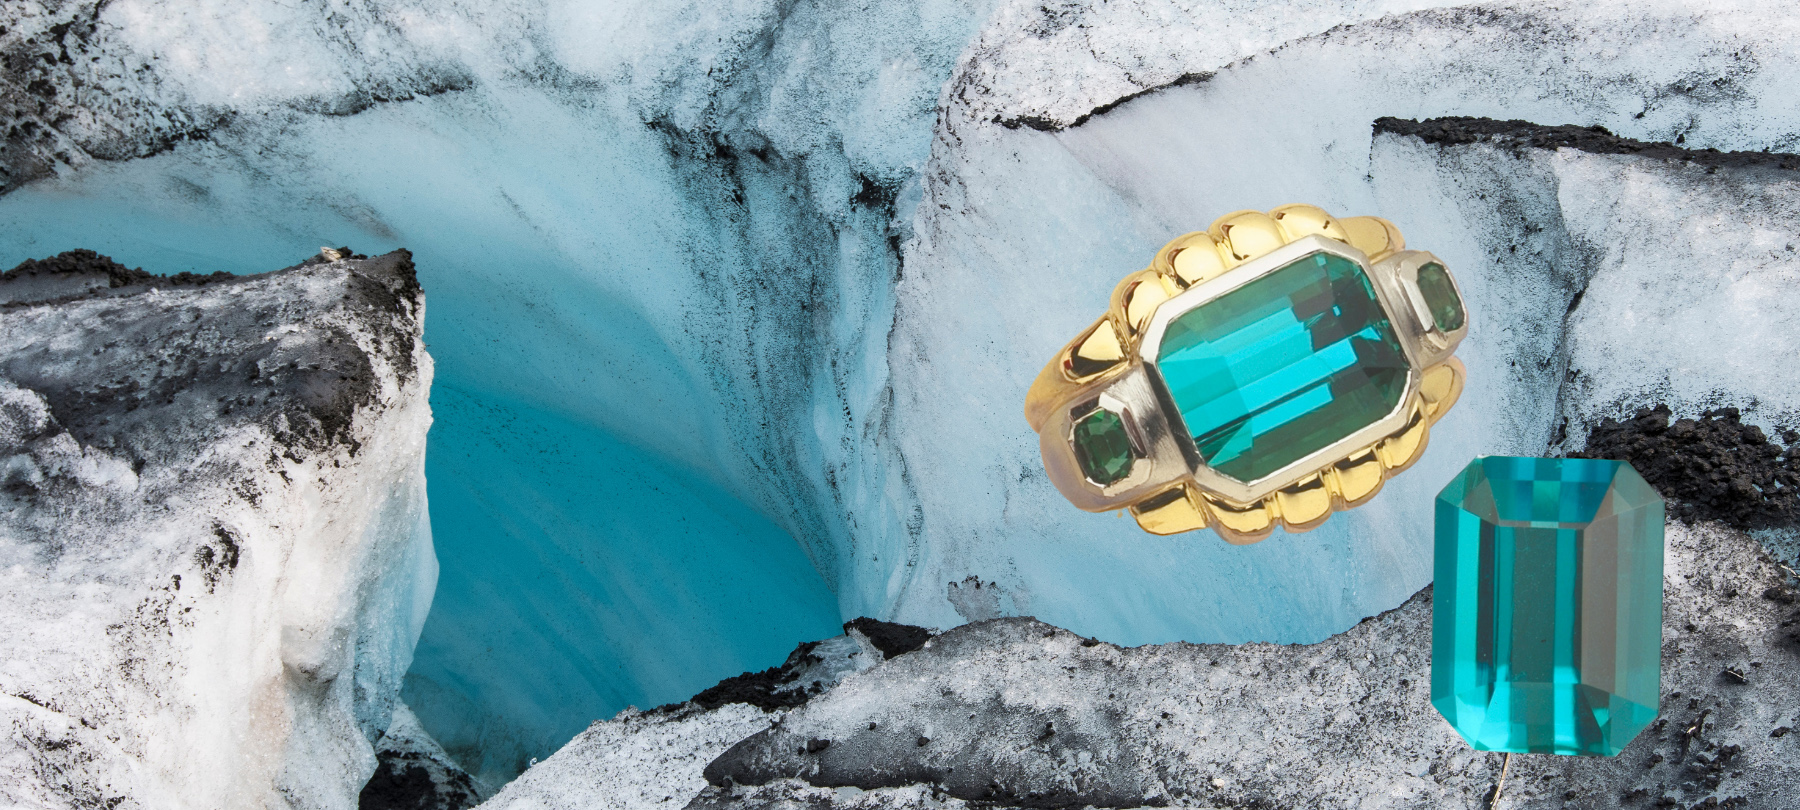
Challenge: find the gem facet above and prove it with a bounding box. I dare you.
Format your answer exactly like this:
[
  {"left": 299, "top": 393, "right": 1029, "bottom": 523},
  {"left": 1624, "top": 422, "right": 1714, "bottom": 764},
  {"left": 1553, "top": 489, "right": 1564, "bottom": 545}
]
[
  {"left": 1071, "top": 407, "right": 1134, "bottom": 486},
  {"left": 1432, "top": 457, "right": 1665, "bottom": 756},
  {"left": 1153, "top": 251, "right": 1409, "bottom": 483},
  {"left": 1415, "top": 262, "right": 1465, "bottom": 332}
]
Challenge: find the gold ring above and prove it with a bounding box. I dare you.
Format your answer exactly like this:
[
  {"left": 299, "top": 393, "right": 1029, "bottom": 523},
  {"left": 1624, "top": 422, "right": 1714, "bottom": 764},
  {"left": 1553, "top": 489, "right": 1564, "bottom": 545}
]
[{"left": 1025, "top": 205, "right": 1469, "bottom": 544}]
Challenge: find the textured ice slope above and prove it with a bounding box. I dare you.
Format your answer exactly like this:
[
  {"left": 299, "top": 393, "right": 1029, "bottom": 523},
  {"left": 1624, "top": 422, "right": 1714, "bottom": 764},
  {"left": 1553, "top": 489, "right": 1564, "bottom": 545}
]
[
  {"left": 478, "top": 621, "right": 918, "bottom": 810},
  {"left": 0, "top": 251, "right": 433, "bottom": 809}
]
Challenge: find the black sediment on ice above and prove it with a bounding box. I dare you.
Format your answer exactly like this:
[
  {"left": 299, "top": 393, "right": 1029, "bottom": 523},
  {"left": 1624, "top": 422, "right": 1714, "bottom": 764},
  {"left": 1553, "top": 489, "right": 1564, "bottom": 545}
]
[
  {"left": 358, "top": 748, "right": 481, "bottom": 810},
  {"left": 1375, "top": 116, "right": 1800, "bottom": 172},
  {"left": 843, "top": 617, "right": 933, "bottom": 659},
  {"left": 677, "top": 619, "right": 936, "bottom": 713},
  {"left": 1575, "top": 405, "right": 1800, "bottom": 529},
  {"left": 0, "top": 249, "right": 233, "bottom": 305}
]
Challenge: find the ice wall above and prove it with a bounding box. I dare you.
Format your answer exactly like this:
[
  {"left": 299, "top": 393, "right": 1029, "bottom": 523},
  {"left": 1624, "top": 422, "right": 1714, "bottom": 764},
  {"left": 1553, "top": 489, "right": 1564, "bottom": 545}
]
[{"left": 0, "top": 253, "right": 433, "bottom": 809}]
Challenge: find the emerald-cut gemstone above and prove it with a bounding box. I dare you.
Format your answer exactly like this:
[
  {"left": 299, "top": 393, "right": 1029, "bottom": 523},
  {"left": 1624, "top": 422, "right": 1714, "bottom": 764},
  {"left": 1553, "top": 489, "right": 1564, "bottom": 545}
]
[
  {"left": 1072, "top": 407, "right": 1134, "bottom": 485},
  {"left": 1433, "top": 457, "right": 1666, "bottom": 756},
  {"left": 1415, "top": 262, "right": 1465, "bottom": 332},
  {"left": 1154, "top": 251, "right": 1409, "bottom": 483}
]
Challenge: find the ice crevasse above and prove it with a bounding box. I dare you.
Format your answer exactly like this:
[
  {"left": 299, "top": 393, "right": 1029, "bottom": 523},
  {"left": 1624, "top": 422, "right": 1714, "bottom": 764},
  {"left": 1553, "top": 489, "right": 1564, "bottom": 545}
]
[{"left": 4, "top": 0, "right": 1800, "bottom": 795}]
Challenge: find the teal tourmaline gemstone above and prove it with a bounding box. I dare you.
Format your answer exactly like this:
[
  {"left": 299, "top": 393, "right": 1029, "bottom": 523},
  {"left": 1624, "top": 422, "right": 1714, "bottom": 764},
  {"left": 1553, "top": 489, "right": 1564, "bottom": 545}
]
[
  {"left": 1154, "top": 251, "right": 1409, "bottom": 483},
  {"left": 1433, "top": 457, "right": 1666, "bottom": 756},
  {"left": 1072, "top": 407, "right": 1134, "bottom": 486}
]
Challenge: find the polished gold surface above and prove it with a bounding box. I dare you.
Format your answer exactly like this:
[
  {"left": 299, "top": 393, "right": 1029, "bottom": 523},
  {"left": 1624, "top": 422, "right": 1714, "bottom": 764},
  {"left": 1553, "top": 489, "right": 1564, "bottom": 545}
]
[
  {"left": 1027, "top": 204, "right": 1469, "bottom": 542},
  {"left": 1130, "top": 484, "right": 1210, "bottom": 535},
  {"left": 1329, "top": 449, "right": 1387, "bottom": 508},
  {"left": 1068, "top": 317, "right": 1126, "bottom": 379},
  {"left": 1200, "top": 492, "right": 1277, "bottom": 545},
  {"left": 1376, "top": 403, "right": 1430, "bottom": 473},
  {"left": 1215, "top": 210, "right": 1286, "bottom": 264},
  {"left": 1418, "top": 358, "right": 1465, "bottom": 419},
  {"left": 1273, "top": 474, "right": 1334, "bottom": 531},
  {"left": 1166, "top": 234, "right": 1229, "bottom": 286}
]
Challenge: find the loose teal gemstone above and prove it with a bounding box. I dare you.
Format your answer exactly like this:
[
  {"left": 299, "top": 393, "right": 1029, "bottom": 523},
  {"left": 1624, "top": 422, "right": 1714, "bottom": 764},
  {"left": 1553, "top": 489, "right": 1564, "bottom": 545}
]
[
  {"left": 1432, "top": 457, "right": 1666, "bottom": 756},
  {"left": 1415, "top": 262, "right": 1465, "bottom": 332},
  {"left": 1072, "top": 407, "right": 1134, "bottom": 486},
  {"left": 1154, "top": 251, "right": 1409, "bottom": 483}
]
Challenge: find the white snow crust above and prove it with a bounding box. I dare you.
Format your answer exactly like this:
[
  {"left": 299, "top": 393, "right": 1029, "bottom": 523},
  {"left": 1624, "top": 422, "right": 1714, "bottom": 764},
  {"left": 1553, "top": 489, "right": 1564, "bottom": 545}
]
[
  {"left": 0, "top": 257, "right": 434, "bottom": 809},
  {"left": 477, "top": 703, "right": 774, "bottom": 810}
]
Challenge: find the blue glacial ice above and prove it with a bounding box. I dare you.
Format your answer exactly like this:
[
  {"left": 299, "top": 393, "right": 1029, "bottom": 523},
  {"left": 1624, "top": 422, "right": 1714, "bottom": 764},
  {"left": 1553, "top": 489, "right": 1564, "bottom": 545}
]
[
  {"left": 6, "top": 0, "right": 1800, "bottom": 792},
  {"left": 0, "top": 86, "right": 864, "bottom": 785},
  {"left": 0, "top": 0, "right": 992, "bottom": 786}
]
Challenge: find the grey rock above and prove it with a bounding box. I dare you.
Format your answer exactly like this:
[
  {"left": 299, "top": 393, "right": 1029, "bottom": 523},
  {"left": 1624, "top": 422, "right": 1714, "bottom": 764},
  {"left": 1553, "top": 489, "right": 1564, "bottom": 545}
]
[
  {"left": 701, "top": 522, "right": 1800, "bottom": 809},
  {"left": 362, "top": 705, "right": 484, "bottom": 810},
  {"left": 0, "top": 249, "right": 420, "bottom": 471}
]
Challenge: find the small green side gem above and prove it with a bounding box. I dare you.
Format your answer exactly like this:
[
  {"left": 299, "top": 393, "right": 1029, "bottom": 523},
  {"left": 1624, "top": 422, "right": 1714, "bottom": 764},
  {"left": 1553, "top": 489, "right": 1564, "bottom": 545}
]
[
  {"left": 1416, "top": 262, "right": 1465, "bottom": 332},
  {"left": 1072, "top": 408, "right": 1134, "bottom": 486}
]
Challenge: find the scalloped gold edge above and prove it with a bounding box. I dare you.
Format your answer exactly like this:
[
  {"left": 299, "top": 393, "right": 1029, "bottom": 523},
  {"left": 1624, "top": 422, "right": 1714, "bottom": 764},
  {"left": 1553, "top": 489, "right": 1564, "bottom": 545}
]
[{"left": 1129, "top": 360, "right": 1464, "bottom": 542}]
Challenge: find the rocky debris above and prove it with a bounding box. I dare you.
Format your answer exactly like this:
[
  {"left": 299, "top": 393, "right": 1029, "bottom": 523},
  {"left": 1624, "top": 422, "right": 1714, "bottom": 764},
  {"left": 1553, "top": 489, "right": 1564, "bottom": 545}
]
[
  {"left": 1577, "top": 406, "right": 1800, "bottom": 529},
  {"left": 841, "top": 618, "right": 933, "bottom": 660},
  {"left": 361, "top": 706, "right": 483, "bottom": 810},
  {"left": 687, "top": 642, "right": 841, "bottom": 713},
  {"left": 700, "top": 523, "right": 1800, "bottom": 808},
  {"left": 684, "top": 620, "right": 934, "bottom": 713},
  {"left": 0, "top": 248, "right": 234, "bottom": 304},
  {"left": 1375, "top": 117, "right": 1800, "bottom": 173},
  {"left": 0, "top": 249, "right": 435, "bottom": 809},
  {"left": 477, "top": 621, "right": 934, "bottom": 810}
]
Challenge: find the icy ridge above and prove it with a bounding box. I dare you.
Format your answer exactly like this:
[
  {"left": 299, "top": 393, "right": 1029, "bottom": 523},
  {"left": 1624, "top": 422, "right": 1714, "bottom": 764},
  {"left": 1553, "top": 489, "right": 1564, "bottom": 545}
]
[
  {"left": 700, "top": 522, "right": 1800, "bottom": 809},
  {"left": 476, "top": 619, "right": 927, "bottom": 810},
  {"left": 0, "top": 250, "right": 435, "bottom": 809}
]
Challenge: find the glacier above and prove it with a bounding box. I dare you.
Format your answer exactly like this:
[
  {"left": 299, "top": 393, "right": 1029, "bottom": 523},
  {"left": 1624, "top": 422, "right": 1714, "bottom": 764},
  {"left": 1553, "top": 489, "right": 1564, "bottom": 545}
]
[{"left": 6, "top": 0, "right": 1800, "bottom": 800}]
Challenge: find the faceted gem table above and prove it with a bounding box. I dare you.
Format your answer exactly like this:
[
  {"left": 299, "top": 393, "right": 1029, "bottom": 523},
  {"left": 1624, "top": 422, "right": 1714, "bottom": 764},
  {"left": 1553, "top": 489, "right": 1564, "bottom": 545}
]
[
  {"left": 1153, "top": 251, "right": 1409, "bottom": 484},
  {"left": 1432, "top": 457, "right": 1666, "bottom": 755}
]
